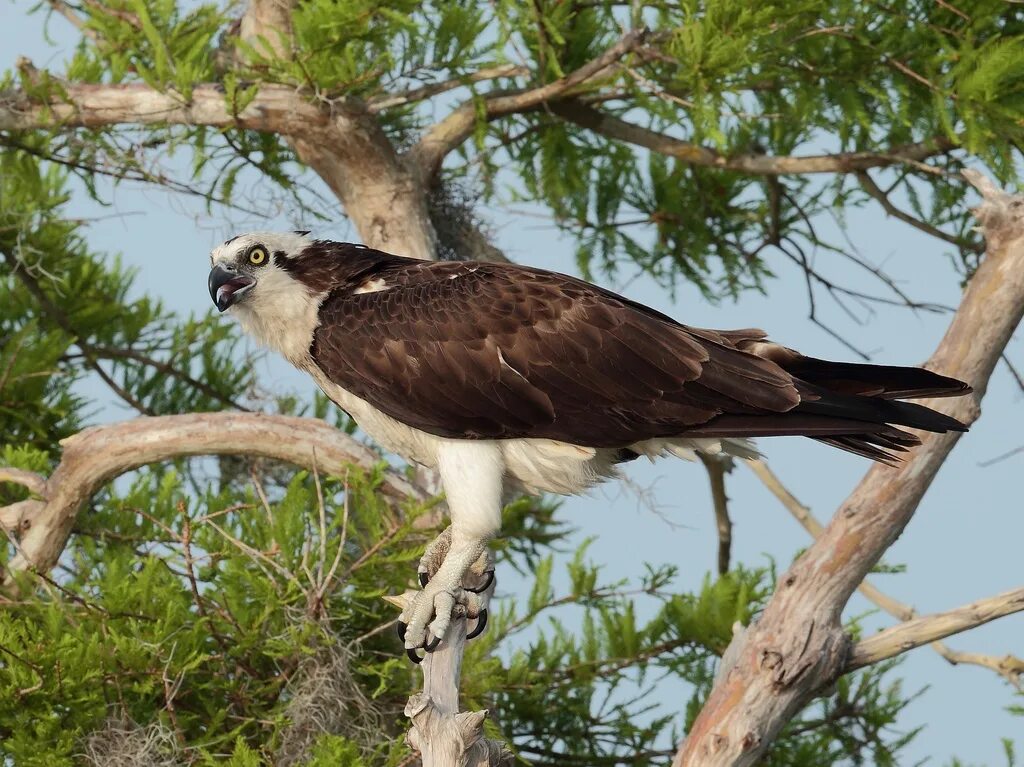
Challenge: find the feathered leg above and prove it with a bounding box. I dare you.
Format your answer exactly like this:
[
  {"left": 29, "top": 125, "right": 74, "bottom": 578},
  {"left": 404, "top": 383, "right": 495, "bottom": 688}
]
[{"left": 399, "top": 441, "right": 503, "bottom": 652}]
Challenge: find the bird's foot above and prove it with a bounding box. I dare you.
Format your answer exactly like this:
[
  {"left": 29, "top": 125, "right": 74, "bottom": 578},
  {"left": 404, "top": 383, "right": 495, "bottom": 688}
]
[
  {"left": 397, "top": 586, "right": 489, "bottom": 663},
  {"left": 397, "top": 529, "right": 494, "bottom": 661},
  {"left": 417, "top": 526, "right": 495, "bottom": 594}
]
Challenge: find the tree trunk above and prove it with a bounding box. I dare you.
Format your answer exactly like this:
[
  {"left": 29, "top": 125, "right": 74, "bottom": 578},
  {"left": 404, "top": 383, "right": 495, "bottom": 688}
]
[{"left": 674, "top": 170, "right": 1024, "bottom": 765}]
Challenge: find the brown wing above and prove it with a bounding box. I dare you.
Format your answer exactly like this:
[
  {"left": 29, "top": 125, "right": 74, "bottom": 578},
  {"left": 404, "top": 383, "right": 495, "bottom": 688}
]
[{"left": 309, "top": 260, "right": 800, "bottom": 446}]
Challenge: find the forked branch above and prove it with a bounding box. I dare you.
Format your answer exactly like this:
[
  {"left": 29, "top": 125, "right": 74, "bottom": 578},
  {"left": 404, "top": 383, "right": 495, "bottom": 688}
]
[
  {"left": 747, "top": 457, "right": 1024, "bottom": 689},
  {"left": 847, "top": 587, "right": 1024, "bottom": 671},
  {"left": 675, "top": 173, "right": 1024, "bottom": 766}
]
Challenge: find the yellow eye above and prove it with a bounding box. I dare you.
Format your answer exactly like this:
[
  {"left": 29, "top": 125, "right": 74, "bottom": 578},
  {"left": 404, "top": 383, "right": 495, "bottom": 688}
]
[{"left": 248, "top": 246, "right": 268, "bottom": 266}]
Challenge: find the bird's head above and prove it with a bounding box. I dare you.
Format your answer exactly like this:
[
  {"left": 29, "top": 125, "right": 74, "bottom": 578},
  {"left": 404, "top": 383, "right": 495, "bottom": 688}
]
[
  {"left": 207, "top": 231, "right": 312, "bottom": 313},
  {"left": 208, "top": 231, "right": 325, "bottom": 361}
]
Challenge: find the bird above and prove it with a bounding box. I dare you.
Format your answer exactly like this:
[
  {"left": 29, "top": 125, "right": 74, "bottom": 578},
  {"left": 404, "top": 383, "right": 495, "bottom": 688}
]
[{"left": 208, "top": 232, "right": 971, "bottom": 659}]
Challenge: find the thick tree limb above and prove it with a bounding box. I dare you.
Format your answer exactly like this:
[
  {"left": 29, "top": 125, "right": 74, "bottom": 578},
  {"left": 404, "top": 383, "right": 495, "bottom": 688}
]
[
  {"left": 0, "top": 78, "right": 438, "bottom": 261},
  {"left": 550, "top": 100, "right": 957, "bottom": 176},
  {"left": 674, "top": 172, "right": 1024, "bottom": 766},
  {"left": 409, "top": 28, "right": 649, "bottom": 180},
  {"left": 0, "top": 413, "right": 427, "bottom": 590},
  {"left": 847, "top": 587, "right": 1024, "bottom": 671},
  {"left": 746, "top": 457, "right": 1024, "bottom": 689}
]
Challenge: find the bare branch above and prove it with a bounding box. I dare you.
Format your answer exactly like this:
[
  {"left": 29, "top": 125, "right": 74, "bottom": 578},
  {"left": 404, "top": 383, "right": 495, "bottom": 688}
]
[
  {"left": 0, "top": 413, "right": 427, "bottom": 590},
  {"left": 747, "top": 457, "right": 1024, "bottom": 689},
  {"left": 410, "top": 28, "right": 649, "bottom": 179},
  {"left": 368, "top": 64, "right": 531, "bottom": 113},
  {"left": 936, "top": 648, "right": 1024, "bottom": 690},
  {"left": 699, "top": 454, "right": 732, "bottom": 575},
  {"left": 0, "top": 77, "right": 440, "bottom": 259},
  {"left": 45, "top": 0, "right": 99, "bottom": 42},
  {"left": 0, "top": 82, "right": 327, "bottom": 134},
  {"left": 549, "top": 100, "right": 957, "bottom": 176},
  {"left": 388, "top": 587, "right": 510, "bottom": 766},
  {"left": 0, "top": 469, "right": 47, "bottom": 497},
  {"left": 675, "top": 172, "right": 1024, "bottom": 766},
  {"left": 856, "top": 170, "right": 980, "bottom": 251},
  {"left": 847, "top": 588, "right": 1024, "bottom": 671}
]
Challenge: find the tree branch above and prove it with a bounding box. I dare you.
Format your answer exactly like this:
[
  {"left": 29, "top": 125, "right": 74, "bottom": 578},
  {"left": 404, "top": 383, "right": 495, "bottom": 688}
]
[
  {"left": 847, "top": 587, "right": 1024, "bottom": 671},
  {"left": 367, "top": 64, "right": 531, "bottom": 113},
  {"left": 0, "top": 413, "right": 427, "bottom": 591},
  {"left": 856, "top": 170, "right": 980, "bottom": 251},
  {"left": 388, "top": 584, "right": 510, "bottom": 767},
  {"left": 0, "top": 78, "right": 440, "bottom": 260},
  {"left": 699, "top": 454, "right": 732, "bottom": 575},
  {"left": 746, "top": 457, "right": 1024, "bottom": 690},
  {"left": 674, "top": 171, "right": 1024, "bottom": 766},
  {"left": 409, "top": 28, "right": 648, "bottom": 180},
  {"left": 0, "top": 82, "right": 327, "bottom": 133},
  {"left": 549, "top": 100, "right": 957, "bottom": 176}
]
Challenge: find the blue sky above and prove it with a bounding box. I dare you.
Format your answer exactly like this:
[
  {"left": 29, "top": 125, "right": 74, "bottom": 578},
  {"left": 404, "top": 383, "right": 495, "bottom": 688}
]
[{"left": 3, "top": 3, "right": 1022, "bottom": 764}]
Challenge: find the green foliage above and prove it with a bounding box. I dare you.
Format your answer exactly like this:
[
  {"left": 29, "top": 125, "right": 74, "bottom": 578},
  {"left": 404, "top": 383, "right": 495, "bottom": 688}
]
[
  {"left": 2, "top": 3, "right": 1022, "bottom": 765},
  {"left": 12, "top": 0, "right": 1020, "bottom": 298}
]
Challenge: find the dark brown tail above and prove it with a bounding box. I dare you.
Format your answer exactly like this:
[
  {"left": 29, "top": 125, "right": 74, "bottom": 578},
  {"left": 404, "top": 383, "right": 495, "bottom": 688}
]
[
  {"left": 781, "top": 356, "right": 970, "bottom": 464},
  {"left": 691, "top": 353, "right": 972, "bottom": 465}
]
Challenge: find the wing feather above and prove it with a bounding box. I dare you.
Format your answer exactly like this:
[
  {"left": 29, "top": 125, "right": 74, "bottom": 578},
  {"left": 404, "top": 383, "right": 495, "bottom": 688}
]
[{"left": 310, "top": 260, "right": 801, "bottom": 445}]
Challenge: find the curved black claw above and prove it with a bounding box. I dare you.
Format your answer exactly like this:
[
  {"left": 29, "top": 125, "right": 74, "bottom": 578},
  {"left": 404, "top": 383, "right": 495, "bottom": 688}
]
[
  {"left": 465, "top": 570, "right": 495, "bottom": 594},
  {"left": 466, "top": 608, "right": 488, "bottom": 640},
  {"left": 418, "top": 571, "right": 430, "bottom": 588},
  {"left": 406, "top": 646, "right": 424, "bottom": 664},
  {"left": 397, "top": 620, "right": 407, "bottom": 644},
  {"left": 424, "top": 634, "right": 442, "bottom": 653}
]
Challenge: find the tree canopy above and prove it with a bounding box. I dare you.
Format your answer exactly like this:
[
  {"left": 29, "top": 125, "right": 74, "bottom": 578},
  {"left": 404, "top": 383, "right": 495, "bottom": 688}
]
[{"left": 0, "top": 1, "right": 1022, "bottom": 765}]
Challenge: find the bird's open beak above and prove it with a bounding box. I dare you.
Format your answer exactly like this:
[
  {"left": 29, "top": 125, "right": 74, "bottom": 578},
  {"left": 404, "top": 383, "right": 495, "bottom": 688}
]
[{"left": 208, "top": 265, "right": 255, "bottom": 312}]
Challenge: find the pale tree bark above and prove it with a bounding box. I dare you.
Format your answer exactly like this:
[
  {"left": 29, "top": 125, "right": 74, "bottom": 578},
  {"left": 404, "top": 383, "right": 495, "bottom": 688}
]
[
  {"left": 673, "top": 171, "right": 1024, "bottom": 766},
  {"left": 747, "top": 457, "right": 1024, "bottom": 689},
  {"left": 0, "top": 413, "right": 427, "bottom": 591}
]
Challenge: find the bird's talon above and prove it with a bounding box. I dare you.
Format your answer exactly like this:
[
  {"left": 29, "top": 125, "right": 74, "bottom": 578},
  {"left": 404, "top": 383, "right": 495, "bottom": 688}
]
[
  {"left": 406, "top": 646, "right": 424, "bottom": 664},
  {"left": 424, "top": 634, "right": 442, "bottom": 652},
  {"left": 465, "top": 570, "right": 494, "bottom": 594},
  {"left": 466, "top": 608, "right": 488, "bottom": 640},
  {"left": 418, "top": 571, "right": 430, "bottom": 588},
  {"left": 397, "top": 620, "right": 407, "bottom": 644}
]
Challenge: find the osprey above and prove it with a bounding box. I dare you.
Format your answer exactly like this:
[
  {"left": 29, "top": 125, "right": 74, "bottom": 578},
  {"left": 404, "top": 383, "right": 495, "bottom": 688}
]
[{"left": 208, "top": 232, "right": 970, "bottom": 658}]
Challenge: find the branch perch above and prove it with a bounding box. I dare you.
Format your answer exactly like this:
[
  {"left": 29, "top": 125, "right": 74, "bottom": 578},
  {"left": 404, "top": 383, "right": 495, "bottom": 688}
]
[
  {"left": 747, "top": 457, "right": 1024, "bottom": 689},
  {"left": 675, "top": 172, "right": 1024, "bottom": 766},
  {"left": 410, "top": 28, "right": 649, "bottom": 179},
  {"left": 387, "top": 585, "right": 511, "bottom": 767},
  {"left": 699, "top": 454, "right": 732, "bottom": 575},
  {"left": 847, "top": 587, "right": 1024, "bottom": 671},
  {"left": 550, "top": 100, "right": 957, "bottom": 176},
  {"left": 0, "top": 413, "right": 427, "bottom": 589}
]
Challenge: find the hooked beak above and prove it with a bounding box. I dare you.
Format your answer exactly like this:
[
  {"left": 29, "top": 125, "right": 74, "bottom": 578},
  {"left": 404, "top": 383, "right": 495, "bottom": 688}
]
[{"left": 208, "top": 265, "right": 255, "bottom": 312}]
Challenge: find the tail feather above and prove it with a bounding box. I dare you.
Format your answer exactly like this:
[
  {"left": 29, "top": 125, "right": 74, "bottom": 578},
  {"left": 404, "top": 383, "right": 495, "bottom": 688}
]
[
  {"left": 773, "top": 355, "right": 971, "bottom": 400},
  {"left": 689, "top": 346, "right": 972, "bottom": 465}
]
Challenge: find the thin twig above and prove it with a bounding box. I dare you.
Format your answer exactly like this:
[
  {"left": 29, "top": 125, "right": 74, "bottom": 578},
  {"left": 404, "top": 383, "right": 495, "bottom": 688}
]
[{"left": 698, "top": 454, "right": 732, "bottom": 575}]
